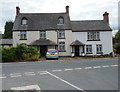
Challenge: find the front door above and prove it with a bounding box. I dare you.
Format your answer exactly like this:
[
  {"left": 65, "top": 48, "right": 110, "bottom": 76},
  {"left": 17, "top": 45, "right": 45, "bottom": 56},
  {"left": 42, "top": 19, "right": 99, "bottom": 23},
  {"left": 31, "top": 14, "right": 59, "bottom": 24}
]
[
  {"left": 40, "top": 45, "right": 47, "bottom": 56},
  {"left": 75, "top": 45, "right": 79, "bottom": 56}
]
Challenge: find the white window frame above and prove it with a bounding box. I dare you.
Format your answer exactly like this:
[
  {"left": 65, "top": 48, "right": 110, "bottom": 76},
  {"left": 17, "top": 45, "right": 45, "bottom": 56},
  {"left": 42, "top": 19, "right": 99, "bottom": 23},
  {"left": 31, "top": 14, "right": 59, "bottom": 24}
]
[
  {"left": 58, "top": 30, "right": 65, "bottom": 38},
  {"left": 58, "top": 17, "right": 64, "bottom": 24},
  {"left": 20, "top": 31, "right": 27, "bottom": 40},
  {"left": 59, "top": 42, "right": 65, "bottom": 51},
  {"left": 86, "top": 45, "right": 92, "bottom": 54},
  {"left": 87, "top": 32, "right": 100, "bottom": 41},
  {"left": 40, "top": 31, "right": 46, "bottom": 39},
  {"left": 96, "top": 44, "right": 102, "bottom": 54}
]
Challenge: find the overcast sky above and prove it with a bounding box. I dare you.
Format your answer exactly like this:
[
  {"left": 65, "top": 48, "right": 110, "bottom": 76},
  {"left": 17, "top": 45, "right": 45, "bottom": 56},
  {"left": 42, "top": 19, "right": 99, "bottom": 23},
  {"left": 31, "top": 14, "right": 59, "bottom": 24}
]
[{"left": 0, "top": 0, "right": 119, "bottom": 36}]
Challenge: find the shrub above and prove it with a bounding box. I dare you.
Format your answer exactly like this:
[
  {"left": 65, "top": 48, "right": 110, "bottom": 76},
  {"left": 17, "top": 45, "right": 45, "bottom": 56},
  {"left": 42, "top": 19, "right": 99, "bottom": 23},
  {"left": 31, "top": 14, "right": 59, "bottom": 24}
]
[
  {"left": 2, "top": 44, "right": 40, "bottom": 62},
  {"left": 2, "top": 47, "right": 17, "bottom": 62}
]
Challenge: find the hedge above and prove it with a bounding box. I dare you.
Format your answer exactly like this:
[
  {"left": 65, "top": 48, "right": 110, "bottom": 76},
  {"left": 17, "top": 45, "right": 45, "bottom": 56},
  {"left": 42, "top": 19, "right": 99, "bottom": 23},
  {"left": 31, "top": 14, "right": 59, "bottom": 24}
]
[{"left": 2, "top": 44, "right": 40, "bottom": 62}]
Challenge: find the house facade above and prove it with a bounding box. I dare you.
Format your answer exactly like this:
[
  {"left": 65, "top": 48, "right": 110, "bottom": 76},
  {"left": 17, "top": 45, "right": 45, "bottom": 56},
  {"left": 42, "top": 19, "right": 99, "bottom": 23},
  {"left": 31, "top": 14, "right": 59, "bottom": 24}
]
[{"left": 13, "top": 6, "right": 113, "bottom": 57}]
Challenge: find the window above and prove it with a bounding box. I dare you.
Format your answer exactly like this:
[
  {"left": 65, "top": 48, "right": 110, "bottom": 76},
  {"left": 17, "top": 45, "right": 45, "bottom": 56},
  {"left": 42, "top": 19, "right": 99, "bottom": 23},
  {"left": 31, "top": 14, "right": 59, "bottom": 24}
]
[
  {"left": 58, "top": 30, "right": 65, "bottom": 38},
  {"left": 21, "top": 17, "right": 27, "bottom": 25},
  {"left": 59, "top": 42, "right": 65, "bottom": 51},
  {"left": 58, "top": 17, "right": 64, "bottom": 24},
  {"left": 40, "top": 31, "right": 46, "bottom": 39},
  {"left": 96, "top": 44, "right": 102, "bottom": 54},
  {"left": 20, "top": 31, "right": 27, "bottom": 40},
  {"left": 86, "top": 45, "right": 92, "bottom": 54},
  {"left": 87, "top": 32, "right": 100, "bottom": 41}
]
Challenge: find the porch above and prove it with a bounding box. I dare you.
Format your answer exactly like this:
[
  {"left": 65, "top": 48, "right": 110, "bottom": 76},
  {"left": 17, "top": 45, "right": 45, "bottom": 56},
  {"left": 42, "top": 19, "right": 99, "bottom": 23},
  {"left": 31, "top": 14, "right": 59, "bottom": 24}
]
[
  {"left": 28, "top": 39, "right": 58, "bottom": 56},
  {"left": 70, "top": 40, "right": 85, "bottom": 57}
]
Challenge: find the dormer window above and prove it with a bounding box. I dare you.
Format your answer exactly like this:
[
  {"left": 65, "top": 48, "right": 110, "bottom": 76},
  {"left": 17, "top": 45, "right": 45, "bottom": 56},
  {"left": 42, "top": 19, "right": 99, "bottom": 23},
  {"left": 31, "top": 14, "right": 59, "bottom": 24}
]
[
  {"left": 21, "top": 17, "right": 27, "bottom": 25},
  {"left": 58, "top": 17, "right": 64, "bottom": 24}
]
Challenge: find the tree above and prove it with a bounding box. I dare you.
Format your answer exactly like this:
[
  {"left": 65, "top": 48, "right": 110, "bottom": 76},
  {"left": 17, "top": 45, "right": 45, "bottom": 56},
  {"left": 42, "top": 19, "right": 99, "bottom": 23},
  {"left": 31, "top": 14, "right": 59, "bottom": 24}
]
[
  {"left": 113, "top": 30, "right": 120, "bottom": 54},
  {"left": 3, "top": 21, "right": 13, "bottom": 38}
]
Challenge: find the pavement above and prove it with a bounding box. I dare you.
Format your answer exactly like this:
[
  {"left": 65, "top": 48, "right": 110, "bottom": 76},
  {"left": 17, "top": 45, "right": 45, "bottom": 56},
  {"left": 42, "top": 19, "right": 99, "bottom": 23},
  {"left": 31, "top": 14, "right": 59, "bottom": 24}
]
[{"left": 1, "top": 57, "right": 119, "bottom": 92}]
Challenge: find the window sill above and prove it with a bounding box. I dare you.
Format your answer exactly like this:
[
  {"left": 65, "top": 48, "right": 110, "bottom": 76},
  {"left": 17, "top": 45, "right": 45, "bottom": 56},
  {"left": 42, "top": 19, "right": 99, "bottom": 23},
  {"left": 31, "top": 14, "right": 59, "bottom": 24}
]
[
  {"left": 58, "top": 38, "right": 66, "bottom": 39},
  {"left": 20, "top": 39, "right": 27, "bottom": 40},
  {"left": 96, "top": 52, "right": 103, "bottom": 54},
  {"left": 86, "top": 53, "right": 93, "bottom": 54},
  {"left": 87, "top": 40, "right": 100, "bottom": 41},
  {"left": 59, "top": 50, "right": 66, "bottom": 52},
  {"left": 40, "top": 38, "right": 46, "bottom": 39}
]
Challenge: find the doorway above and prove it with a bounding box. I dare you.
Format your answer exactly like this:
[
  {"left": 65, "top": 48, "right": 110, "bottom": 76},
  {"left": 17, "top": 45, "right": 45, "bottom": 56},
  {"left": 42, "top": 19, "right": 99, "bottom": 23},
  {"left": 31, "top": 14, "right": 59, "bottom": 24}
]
[
  {"left": 40, "top": 45, "right": 47, "bottom": 56},
  {"left": 75, "top": 45, "right": 79, "bottom": 56}
]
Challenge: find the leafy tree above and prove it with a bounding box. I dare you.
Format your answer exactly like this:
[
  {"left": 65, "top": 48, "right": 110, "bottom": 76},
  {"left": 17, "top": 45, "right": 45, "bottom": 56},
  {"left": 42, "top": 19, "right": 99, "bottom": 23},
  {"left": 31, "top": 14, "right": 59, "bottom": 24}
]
[
  {"left": 113, "top": 30, "right": 120, "bottom": 54},
  {"left": 3, "top": 21, "right": 13, "bottom": 38}
]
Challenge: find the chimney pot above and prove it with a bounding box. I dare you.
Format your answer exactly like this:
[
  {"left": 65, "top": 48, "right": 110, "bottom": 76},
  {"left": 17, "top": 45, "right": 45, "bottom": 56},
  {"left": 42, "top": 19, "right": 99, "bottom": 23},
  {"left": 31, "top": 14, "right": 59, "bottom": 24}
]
[
  {"left": 103, "top": 11, "right": 109, "bottom": 24},
  {"left": 16, "top": 6, "right": 20, "bottom": 15},
  {"left": 66, "top": 6, "right": 69, "bottom": 14}
]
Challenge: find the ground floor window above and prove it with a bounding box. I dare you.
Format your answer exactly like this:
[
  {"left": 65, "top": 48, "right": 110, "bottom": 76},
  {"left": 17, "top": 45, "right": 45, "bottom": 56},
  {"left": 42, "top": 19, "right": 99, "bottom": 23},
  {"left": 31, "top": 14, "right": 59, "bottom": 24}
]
[
  {"left": 96, "top": 44, "right": 102, "bottom": 54},
  {"left": 59, "top": 42, "right": 65, "bottom": 51},
  {"left": 86, "top": 45, "right": 92, "bottom": 54}
]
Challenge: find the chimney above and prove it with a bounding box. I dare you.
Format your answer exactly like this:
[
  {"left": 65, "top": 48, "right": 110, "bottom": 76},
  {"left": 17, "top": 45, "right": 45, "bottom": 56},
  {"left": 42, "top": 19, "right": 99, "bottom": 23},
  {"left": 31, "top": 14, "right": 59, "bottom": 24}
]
[
  {"left": 16, "top": 6, "right": 20, "bottom": 15},
  {"left": 66, "top": 6, "right": 69, "bottom": 14},
  {"left": 103, "top": 11, "right": 109, "bottom": 24}
]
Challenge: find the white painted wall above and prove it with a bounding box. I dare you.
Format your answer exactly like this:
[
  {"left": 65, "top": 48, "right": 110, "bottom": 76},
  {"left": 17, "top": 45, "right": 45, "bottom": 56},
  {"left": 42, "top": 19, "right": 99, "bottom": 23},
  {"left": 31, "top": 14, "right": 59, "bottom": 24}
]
[{"left": 73, "top": 31, "right": 113, "bottom": 56}]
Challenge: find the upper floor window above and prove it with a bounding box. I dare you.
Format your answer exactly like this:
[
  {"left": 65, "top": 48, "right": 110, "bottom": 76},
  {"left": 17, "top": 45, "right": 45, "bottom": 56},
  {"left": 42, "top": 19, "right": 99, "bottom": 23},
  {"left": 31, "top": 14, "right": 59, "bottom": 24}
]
[
  {"left": 58, "top": 17, "right": 64, "bottom": 24},
  {"left": 86, "top": 45, "right": 92, "bottom": 54},
  {"left": 40, "top": 31, "right": 46, "bottom": 39},
  {"left": 21, "top": 17, "right": 27, "bottom": 25},
  {"left": 58, "top": 30, "right": 65, "bottom": 38},
  {"left": 87, "top": 32, "right": 100, "bottom": 41},
  {"left": 20, "top": 31, "right": 27, "bottom": 40}
]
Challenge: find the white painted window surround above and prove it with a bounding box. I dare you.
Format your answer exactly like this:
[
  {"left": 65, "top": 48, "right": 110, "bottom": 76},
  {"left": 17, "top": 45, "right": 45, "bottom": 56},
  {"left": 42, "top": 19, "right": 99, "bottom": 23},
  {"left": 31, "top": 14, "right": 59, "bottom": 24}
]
[
  {"left": 58, "top": 30, "right": 65, "bottom": 38},
  {"left": 58, "top": 17, "right": 64, "bottom": 24},
  {"left": 96, "top": 44, "right": 102, "bottom": 54},
  {"left": 21, "top": 18, "right": 27, "bottom": 25},
  {"left": 40, "top": 31, "right": 46, "bottom": 39},
  {"left": 87, "top": 32, "right": 100, "bottom": 40},
  {"left": 20, "top": 31, "right": 27, "bottom": 39},
  {"left": 59, "top": 42, "right": 65, "bottom": 51},
  {"left": 86, "top": 45, "right": 92, "bottom": 54}
]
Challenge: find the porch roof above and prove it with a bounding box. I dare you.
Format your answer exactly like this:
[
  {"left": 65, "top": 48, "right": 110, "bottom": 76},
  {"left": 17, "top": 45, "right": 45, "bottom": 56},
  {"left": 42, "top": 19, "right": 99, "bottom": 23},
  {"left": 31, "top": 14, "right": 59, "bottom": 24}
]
[
  {"left": 70, "top": 40, "right": 85, "bottom": 46},
  {"left": 28, "top": 39, "right": 58, "bottom": 46}
]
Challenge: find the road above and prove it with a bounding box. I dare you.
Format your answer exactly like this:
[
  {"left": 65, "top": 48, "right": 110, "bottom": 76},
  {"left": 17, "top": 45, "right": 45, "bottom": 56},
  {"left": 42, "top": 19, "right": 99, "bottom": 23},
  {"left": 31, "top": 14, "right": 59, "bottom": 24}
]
[{"left": 1, "top": 57, "right": 119, "bottom": 92}]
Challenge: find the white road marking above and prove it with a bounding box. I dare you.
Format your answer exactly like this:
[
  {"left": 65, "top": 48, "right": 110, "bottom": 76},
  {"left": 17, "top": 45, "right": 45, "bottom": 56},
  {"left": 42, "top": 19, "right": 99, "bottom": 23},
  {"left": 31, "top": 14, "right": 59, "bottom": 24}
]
[
  {"left": 11, "top": 84, "right": 41, "bottom": 90},
  {"left": 47, "top": 71, "right": 86, "bottom": 92},
  {"left": 0, "top": 76, "right": 7, "bottom": 79},
  {"left": 93, "top": 66, "right": 101, "bottom": 69},
  {"left": 102, "top": 65, "right": 109, "bottom": 68},
  {"left": 84, "top": 67, "right": 92, "bottom": 69},
  {"left": 24, "top": 72, "right": 36, "bottom": 76},
  {"left": 111, "top": 65, "right": 118, "bottom": 67},
  {"left": 52, "top": 70, "right": 62, "bottom": 72},
  {"left": 38, "top": 71, "right": 48, "bottom": 75},
  {"left": 74, "top": 68, "right": 82, "bottom": 70},
  {"left": 38, "top": 71, "right": 47, "bottom": 73},
  {"left": 39, "top": 73, "right": 48, "bottom": 75},
  {"left": 24, "top": 72, "right": 35, "bottom": 74},
  {"left": 10, "top": 75, "right": 22, "bottom": 78},
  {"left": 10, "top": 73, "right": 21, "bottom": 75},
  {"left": 10, "top": 73, "right": 22, "bottom": 78},
  {"left": 64, "top": 69, "right": 73, "bottom": 71}
]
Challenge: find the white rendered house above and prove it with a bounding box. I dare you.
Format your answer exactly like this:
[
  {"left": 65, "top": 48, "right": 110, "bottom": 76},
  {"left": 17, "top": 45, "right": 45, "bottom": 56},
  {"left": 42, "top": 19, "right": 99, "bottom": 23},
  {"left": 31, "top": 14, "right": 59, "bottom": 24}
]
[{"left": 13, "top": 6, "right": 113, "bottom": 57}]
